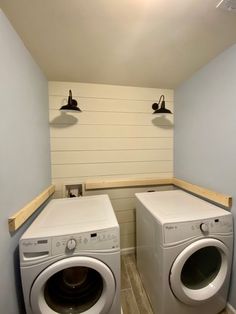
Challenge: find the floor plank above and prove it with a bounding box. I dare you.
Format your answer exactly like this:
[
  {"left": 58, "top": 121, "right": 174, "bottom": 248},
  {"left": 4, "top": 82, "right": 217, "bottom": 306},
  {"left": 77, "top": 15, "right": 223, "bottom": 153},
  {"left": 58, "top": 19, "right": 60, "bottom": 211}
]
[
  {"left": 125, "top": 260, "right": 153, "bottom": 314},
  {"left": 122, "top": 253, "right": 136, "bottom": 265},
  {"left": 121, "top": 256, "right": 131, "bottom": 290},
  {"left": 121, "top": 253, "right": 153, "bottom": 314},
  {"left": 121, "top": 289, "right": 140, "bottom": 314}
]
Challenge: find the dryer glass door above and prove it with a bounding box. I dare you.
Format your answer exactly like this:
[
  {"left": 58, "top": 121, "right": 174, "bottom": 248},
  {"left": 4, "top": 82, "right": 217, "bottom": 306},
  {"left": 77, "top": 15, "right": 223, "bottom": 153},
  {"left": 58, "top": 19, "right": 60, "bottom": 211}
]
[
  {"left": 169, "top": 238, "right": 229, "bottom": 305},
  {"left": 30, "top": 256, "right": 116, "bottom": 314}
]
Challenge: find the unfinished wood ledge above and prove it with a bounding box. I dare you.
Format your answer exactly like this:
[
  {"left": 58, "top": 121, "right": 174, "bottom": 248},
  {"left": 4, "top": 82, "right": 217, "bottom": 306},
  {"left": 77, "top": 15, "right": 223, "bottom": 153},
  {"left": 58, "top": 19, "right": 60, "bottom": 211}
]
[
  {"left": 85, "top": 177, "right": 232, "bottom": 208},
  {"left": 8, "top": 184, "right": 55, "bottom": 232},
  {"left": 85, "top": 178, "right": 173, "bottom": 190},
  {"left": 172, "top": 178, "right": 232, "bottom": 208},
  {"left": 9, "top": 179, "right": 231, "bottom": 233}
]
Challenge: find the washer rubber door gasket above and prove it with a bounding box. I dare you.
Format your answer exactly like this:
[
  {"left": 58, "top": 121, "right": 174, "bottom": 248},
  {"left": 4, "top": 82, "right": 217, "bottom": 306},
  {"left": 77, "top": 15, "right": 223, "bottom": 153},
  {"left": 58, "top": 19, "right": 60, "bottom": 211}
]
[{"left": 30, "top": 256, "right": 116, "bottom": 314}]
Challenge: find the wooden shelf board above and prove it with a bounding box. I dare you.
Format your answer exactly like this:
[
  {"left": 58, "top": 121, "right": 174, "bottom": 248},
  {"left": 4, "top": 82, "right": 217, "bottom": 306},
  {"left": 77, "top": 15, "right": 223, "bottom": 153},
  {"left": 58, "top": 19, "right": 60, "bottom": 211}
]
[
  {"left": 85, "top": 178, "right": 173, "bottom": 190},
  {"left": 85, "top": 177, "right": 232, "bottom": 208},
  {"left": 8, "top": 184, "right": 55, "bottom": 232},
  {"left": 9, "top": 177, "right": 230, "bottom": 233},
  {"left": 172, "top": 178, "right": 232, "bottom": 208}
]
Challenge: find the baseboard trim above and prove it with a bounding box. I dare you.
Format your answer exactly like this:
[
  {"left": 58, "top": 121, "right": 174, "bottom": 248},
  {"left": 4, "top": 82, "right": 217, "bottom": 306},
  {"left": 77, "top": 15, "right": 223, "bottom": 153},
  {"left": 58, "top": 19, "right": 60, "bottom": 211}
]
[
  {"left": 227, "top": 303, "right": 236, "bottom": 314},
  {"left": 121, "top": 247, "right": 135, "bottom": 255}
]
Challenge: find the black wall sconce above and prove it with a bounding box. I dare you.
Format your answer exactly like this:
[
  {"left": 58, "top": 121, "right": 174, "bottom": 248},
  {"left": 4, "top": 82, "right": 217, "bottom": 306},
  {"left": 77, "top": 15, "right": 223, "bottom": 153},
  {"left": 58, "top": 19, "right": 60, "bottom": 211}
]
[
  {"left": 152, "top": 95, "right": 172, "bottom": 114},
  {"left": 60, "top": 90, "right": 82, "bottom": 112}
]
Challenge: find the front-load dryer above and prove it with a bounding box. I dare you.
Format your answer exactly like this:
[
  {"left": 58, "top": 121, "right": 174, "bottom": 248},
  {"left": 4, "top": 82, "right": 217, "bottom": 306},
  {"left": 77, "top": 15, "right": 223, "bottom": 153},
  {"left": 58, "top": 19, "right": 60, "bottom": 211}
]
[
  {"left": 136, "top": 190, "right": 233, "bottom": 314},
  {"left": 20, "top": 195, "right": 120, "bottom": 314}
]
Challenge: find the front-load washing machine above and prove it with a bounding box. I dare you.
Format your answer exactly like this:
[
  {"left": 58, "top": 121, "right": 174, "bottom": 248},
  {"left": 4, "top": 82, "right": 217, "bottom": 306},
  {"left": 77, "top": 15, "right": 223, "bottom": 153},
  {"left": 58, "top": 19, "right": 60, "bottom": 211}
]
[
  {"left": 136, "top": 190, "right": 233, "bottom": 314},
  {"left": 20, "top": 195, "right": 120, "bottom": 314}
]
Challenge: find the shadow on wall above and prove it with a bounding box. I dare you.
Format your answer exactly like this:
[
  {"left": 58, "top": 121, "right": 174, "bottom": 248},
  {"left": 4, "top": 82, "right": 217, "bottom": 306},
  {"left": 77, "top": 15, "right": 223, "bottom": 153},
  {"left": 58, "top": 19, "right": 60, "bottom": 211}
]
[
  {"left": 152, "top": 116, "right": 173, "bottom": 129},
  {"left": 50, "top": 111, "right": 78, "bottom": 127},
  {"left": 14, "top": 247, "right": 26, "bottom": 314}
]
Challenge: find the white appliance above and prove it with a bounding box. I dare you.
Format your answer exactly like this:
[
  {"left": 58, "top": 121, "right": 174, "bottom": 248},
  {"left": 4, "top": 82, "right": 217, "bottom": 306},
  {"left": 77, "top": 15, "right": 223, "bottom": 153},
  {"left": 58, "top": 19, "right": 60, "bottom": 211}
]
[
  {"left": 20, "top": 195, "right": 120, "bottom": 314},
  {"left": 136, "top": 190, "right": 233, "bottom": 314}
]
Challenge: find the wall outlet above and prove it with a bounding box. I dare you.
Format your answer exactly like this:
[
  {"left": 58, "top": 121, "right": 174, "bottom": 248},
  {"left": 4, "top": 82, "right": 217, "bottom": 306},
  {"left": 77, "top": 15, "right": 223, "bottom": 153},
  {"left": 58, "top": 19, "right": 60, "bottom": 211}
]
[{"left": 65, "top": 184, "right": 83, "bottom": 198}]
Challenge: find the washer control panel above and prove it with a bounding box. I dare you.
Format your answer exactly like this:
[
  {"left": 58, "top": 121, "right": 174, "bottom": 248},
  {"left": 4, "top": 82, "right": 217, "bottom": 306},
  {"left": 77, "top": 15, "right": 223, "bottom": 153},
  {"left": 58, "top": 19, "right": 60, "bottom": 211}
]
[
  {"left": 66, "top": 238, "right": 77, "bottom": 251},
  {"left": 20, "top": 238, "right": 51, "bottom": 262},
  {"left": 164, "top": 214, "right": 233, "bottom": 244},
  {"left": 52, "top": 228, "right": 120, "bottom": 255}
]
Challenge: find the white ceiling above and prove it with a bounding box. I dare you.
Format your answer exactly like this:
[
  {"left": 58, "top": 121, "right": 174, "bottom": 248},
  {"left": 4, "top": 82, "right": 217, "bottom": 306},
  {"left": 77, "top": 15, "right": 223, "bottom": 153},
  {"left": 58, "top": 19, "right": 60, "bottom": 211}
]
[{"left": 1, "top": 0, "right": 236, "bottom": 88}]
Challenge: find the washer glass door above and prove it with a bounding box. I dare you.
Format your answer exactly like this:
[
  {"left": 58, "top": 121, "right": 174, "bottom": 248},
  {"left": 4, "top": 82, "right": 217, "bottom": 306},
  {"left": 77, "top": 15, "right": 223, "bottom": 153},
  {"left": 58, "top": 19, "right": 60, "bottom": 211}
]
[
  {"left": 169, "top": 238, "right": 229, "bottom": 305},
  {"left": 30, "top": 256, "right": 116, "bottom": 314},
  {"left": 44, "top": 266, "right": 103, "bottom": 312}
]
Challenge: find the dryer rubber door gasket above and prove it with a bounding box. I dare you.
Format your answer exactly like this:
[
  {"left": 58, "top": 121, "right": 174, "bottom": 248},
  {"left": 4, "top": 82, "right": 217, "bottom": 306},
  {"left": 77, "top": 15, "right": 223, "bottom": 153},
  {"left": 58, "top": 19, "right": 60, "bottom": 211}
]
[{"left": 169, "top": 238, "right": 229, "bottom": 305}]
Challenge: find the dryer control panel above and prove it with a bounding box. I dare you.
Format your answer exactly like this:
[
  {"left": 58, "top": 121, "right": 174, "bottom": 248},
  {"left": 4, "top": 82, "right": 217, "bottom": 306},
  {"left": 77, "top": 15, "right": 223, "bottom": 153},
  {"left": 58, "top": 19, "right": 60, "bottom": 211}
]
[{"left": 163, "top": 214, "right": 233, "bottom": 245}]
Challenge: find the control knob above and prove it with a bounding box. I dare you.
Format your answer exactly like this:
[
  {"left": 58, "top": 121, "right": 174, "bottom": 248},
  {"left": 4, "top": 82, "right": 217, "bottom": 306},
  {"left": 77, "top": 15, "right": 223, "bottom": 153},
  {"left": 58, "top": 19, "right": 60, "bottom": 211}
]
[
  {"left": 200, "top": 223, "right": 209, "bottom": 233},
  {"left": 66, "top": 239, "right": 77, "bottom": 251}
]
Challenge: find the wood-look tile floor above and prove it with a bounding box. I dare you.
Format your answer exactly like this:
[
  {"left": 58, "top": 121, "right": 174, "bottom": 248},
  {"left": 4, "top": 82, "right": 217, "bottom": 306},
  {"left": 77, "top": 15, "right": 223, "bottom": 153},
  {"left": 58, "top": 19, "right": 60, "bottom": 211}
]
[
  {"left": 121, "top": 253, "right": 153, "bottom": 314},
  {"left": 121, "top": 253, "right": 228, "bottom": 314}
]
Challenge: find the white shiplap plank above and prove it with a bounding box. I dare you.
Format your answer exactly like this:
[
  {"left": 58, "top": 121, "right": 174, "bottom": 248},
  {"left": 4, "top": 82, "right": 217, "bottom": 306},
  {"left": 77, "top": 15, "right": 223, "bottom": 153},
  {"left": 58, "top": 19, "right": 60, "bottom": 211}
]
[
  {"left": 51, "top": 161, "right": 173, "bottom": 178},
  {"left": 50, "top": 125, "right": 173, "bottom": 138},
  {"left": 84, "top": 185, "right": 175, "bottom": 199},
  {"left": 51, "top": 150, "right": 172, "bottom": 165},
  {"left": 111, "top": 198, "right": 135, "bottom": 211},
  {"left": 50, "top": 137, "right": 173, "bottom": 151},
  {"left": 49, "top": 96, "right": 173, "bottom": 113},
  {"left": 120, "top": 222, "right": 135, "bottom": 236},
  {"left": 115, "top": 209, "right": 135, "bottom": 224},
  {"left": 52, "top": 190, "right": 64, "bottom": 199},
  {"left": 105, "top": 184, "right": 174, "bottom": 195},
  {"left": 121, "top": 233, "right": 135, "bottom": 249},
  {"left": 48, "top": 82, "right": 173, "bottom": 101},
  {"left": 49, "top": 110, "right": 174, "bottom": 126}
]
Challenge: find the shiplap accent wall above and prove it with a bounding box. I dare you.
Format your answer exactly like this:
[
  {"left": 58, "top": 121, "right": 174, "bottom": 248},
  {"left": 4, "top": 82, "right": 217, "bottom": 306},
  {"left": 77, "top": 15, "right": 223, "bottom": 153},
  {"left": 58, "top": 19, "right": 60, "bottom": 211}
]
[{"left": 49, "top": 81, "right": 174, "bottom": 248}]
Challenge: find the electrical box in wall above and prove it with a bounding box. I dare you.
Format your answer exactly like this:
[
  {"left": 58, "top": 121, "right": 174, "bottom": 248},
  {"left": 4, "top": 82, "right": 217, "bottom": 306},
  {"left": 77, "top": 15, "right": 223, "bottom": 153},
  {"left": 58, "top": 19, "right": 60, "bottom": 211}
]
[{"left": 64, "top": 184, "right": 83, "bottom": 198}]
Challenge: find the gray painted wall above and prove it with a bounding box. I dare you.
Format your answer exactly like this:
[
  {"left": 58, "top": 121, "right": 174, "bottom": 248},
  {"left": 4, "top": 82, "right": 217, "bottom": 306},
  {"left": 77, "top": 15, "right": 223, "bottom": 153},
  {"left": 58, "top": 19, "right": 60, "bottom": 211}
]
[
  {"left": 174, "top": 43, "right": 236, "bottom": 307},
  {"left": 0, "top": 10, "right": 51, "bottom": 313}
]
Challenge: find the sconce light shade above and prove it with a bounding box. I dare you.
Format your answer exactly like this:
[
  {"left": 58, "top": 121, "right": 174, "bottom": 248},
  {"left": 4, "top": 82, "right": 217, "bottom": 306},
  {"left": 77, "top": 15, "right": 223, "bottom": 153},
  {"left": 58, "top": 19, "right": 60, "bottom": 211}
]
[
  {"left": 152, "top": 95, "right": 172, "bottom": 114},
  {"left": 60, "top": 90, "right": 82, "bottom": 112}
]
